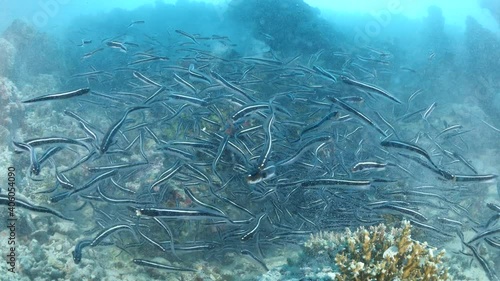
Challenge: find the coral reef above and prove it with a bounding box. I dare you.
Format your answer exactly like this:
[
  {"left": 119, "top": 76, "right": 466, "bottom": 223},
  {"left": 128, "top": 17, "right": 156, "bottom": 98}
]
[
  {"left": 2, "top": 19, "right": 65, "bottom": 82},
  {"left": 464, "top": 16, "right": 500, "bottom": 120},
  {"left": 481, "top": 0, "right": 500, "bottom": 26},
  {"left": 304, "top": 221, "right": 449, "bottom": 281},
  {"left": 0, "top": 76, "right": 25, "bottom": 136},
  {"left": 2, "top": 19, "right": 38, "bottom": 50},
  {"left": 19, "top": 73, "right": 61, "bottom": 101},
  {"left": 0, "top": 37, "right": 17, "bottom": 76},
  {"left": 226, "top": 0, "right": 340, "bottom": 56}
]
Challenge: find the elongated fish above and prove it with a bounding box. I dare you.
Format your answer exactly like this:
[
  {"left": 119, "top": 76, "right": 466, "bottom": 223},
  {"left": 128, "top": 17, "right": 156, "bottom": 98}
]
[
  {"left": 381, "top": 140, "right": 439, "bottom": 170},
  {"left": 175, "top": 29, "right": 199, "bottom": 44},
  {"left": 99, "top": 105, "right": 149, "bottom": 154},
  {"left": 127, "top": 20, "right": 145, "bottom": 28},
  {"left": 341, "top": 76, "right": 402, "bottom": 104},
  {"left": 106, "top": 41, "right": 127, "bottom": 52},
  {"left": 329, "top": 96, "right": 387, "bottom": 136},
  {"left": 0, "top": 194, "right": 71, "bottom": 220},
  {"left": 133, "top": 259, "right": 196, "bottom": 272},
  {"left": 22, "top": 88, "right": 90, "bottom": 103}
]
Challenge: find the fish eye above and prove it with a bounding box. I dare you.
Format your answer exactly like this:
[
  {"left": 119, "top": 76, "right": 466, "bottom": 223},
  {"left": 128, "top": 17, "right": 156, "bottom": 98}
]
[{"left": 31, "top": 166, "right": 40, "bottom": 175}]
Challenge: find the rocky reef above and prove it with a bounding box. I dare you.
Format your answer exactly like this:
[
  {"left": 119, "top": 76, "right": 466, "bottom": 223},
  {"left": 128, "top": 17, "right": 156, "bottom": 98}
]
[
  {"left": 481, "top": 0, "right": 500, "bottom": 26},
  {"left": 0, "top": 76, "right": 24, "bottom": 138},
  {"left": 0, "top": 38, "right": 16, "bottom": 76},
  {"left": 226, "top": 0, "right": 341, "bottom": 56},
  {"left": 1, "top": 19, "right": 64, "bottom": 82},
  {"left": 463, "top": 16, "right": 500, "bottom": 120}
]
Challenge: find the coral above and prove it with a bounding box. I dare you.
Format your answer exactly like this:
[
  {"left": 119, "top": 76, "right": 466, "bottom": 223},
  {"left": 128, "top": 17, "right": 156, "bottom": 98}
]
[
  {"left": 2, "top": 19, "right": 37, "bottom": 50},
  {"left": 0, "top": 37, "right": 17, "bottom": 76},
  {"left": 304, "top": 221, "right": 449, "bottom": 281},
  {"left": 304, "top": 230, "right": 339, "bottom": 257},
  {"left": 226, "top": 0, "right": 340, "bottom": 56},
  {"left": 19, "top": 73, "right": 60, "bottom": 100},
  {"left": 0, "top": 76, "right": 19, "bottom": 103},
  {"left": 2, "top": 19, "right": 65, "bottom": 81},
  {"left": 0, "top": 76, "right": 25, "bottom": 135}
]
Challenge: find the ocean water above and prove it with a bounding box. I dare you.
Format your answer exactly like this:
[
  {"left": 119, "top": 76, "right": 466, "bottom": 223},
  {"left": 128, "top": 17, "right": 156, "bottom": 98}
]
[{"left": 0, "top": 0, "right": 499, "bottom": 280}]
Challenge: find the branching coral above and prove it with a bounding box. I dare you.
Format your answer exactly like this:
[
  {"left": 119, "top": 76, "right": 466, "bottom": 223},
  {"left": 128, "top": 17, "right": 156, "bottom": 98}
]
[{"left": 304, "top": 221, "right": 449, "bottom": 281}]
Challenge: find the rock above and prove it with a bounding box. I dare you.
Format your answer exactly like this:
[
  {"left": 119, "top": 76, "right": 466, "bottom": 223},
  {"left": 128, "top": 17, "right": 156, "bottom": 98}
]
[{"left": 0, "top": 38, "right": 16, "bottom": 76}]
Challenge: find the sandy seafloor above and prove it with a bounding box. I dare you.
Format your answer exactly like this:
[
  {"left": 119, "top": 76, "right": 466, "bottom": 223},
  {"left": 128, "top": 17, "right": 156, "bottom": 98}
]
[{"left": 0, "top": 1, "right": 499, "bottom": 280}]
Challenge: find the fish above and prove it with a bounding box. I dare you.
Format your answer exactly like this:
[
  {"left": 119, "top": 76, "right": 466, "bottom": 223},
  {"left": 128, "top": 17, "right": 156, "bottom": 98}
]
[
  {"left": 90, "top": 224, "right": 137, "bottom": 246},
  {"left": 481, "top": 119, "right": 500, "bottom": 133},
  {"left": 231, "top": 103, "right": 273, "bottom": 122},
  {"left": 70, "top": 169, "right": 117, "bottom": 197},
  {"left": 174, "top": 73, "right": 198, "bottom": 94},
  {"left": 435, "top": 124, "right": 462, "bottom": 138},
  {"left": 167, "top": 92, "right": 208, "bottom": 107},
  {"left": 210, "top": 70, "right": 256, "bottom": 102},
  {"left": 128, "top": 55, "right": 168, "bottom": 65},
  {"left": 188, "top": 64, "right": 211, "bottom": 84},
  {"left": 72, "top": 240, "right": 92, "bottom": 264},
  {"left": 447, "top": 173, "right": 497, "bottom": 183},
  {"left": 175, "top": 29, "right": 199, "bottom": 44},
  {"left": 241, "top": 249, "right": 269, "bottom": 271},
  {"left": 422, "top": 102, "right": 437, "bottom": 121},
  {"left": 71, "top": 70, "right": 104, "bottom": 78},
  {"left": 12, "top": 141, "right": 40, "bottom": 176},
  {"left": 127, "top": 20, "right": 145, "bottom": 28},
  {"left": 134, "top": 207, "right": 230, "bottom": 221},
  {"left": 12, "top": 22, "right": 500, "bottom": 277},
  {"left": 351, "top": 161, "right": 388, "bottom": 172},
  {"left": 300, "top": 178, "right": 371, "bottom": 188},
  {"left": 149, "top": 160, "right": 183, "bottom": 191},
  {"left": 133, "top": 259, "right": 196, "bottom": 272},
  {"left": 76, "top": 39, "right": 92, "bottom": 47},
  {"left": 381, "top": 140, "right": 439, "bottom": 170},
  {"left": 486, "top": 202, "right": 500, "bottom": 213},
  {"left": 257, "top": 112, "right": 275, "bottom": 170},
  {"left": 81, "top": 47, "right": 104, "bottom": 59},
  {"left": 468, "top": 226, "right": 500, "bottom": 244},
  {"left": 22, "top": 88, "right": 90, "bottom": 103},
  {"left": 375, "top": 111, "right": 399, "bottom": 139},
  {"left": 299, "top": 111, "right": 339, "bottom": 138},
  {"left": 0, "top": 194, "right": 72, "bottom": 220},
  {"left": 371, "top": 204, "right": 428, "bottom": 222},
  {"left": 340, "top": 75, "right": 402, "bottom": 104},
  {"left": 329, "top": 96, "right": 387, "bottom": 136},
  {"left": 133, "top": 71, "right": 162, "bottom": 88},
  {"left": 242, "top": 57, "right": 283, "bottom": 66},
  {"left": 24, "top": 136, "right": 90, "bottom": 150},
  {"left": 241, "top": 213, "right": 267, "bottom": 240},
  {"left": 459, "top": 231, "right": 500, "bottom": 281},
  {"left": 278, "top": 135, "right": 332, "bottom": 166},
  {"left": 452, "top": 152, "right": 478, "bottom": 174},
  {"left": 246, "top": 165, "right": 276, "bottom": 184},
  {"left": 409, "top": 219, "right": 453, "bottom": 237},
  {"left": 312, "top": 65, "right": 338, "bottom": 82},
  {"left": 106, "top": 41, "right": 127, "bottom": 52},
  {"left": 99, "top": 105, "right": 150, "bottom": 154}
]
